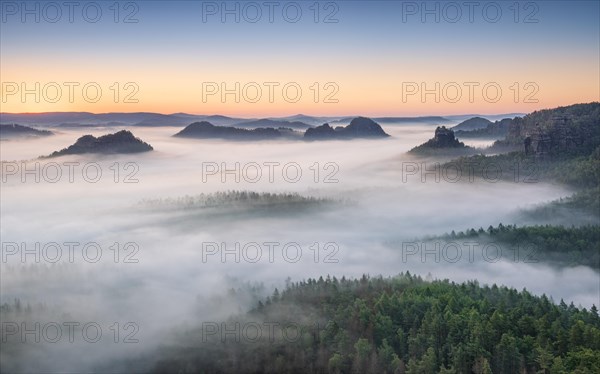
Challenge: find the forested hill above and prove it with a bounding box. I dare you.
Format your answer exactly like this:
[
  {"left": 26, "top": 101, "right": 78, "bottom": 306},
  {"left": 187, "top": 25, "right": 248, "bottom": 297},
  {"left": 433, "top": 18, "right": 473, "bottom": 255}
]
[
  {"left": 441, "top": 103, "right": 600, "bottom": 217},
  {"left": 152, "top": 274, "right": 600, "bottom": 373},
  {"left": 424, "top": 224, "right": 600, "bottom": 270}
]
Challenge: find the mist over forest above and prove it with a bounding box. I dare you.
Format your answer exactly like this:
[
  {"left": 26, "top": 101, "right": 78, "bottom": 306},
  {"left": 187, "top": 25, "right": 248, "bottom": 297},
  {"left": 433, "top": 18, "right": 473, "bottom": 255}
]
[
  {"left": 2, "top": 0, "right": 599, "bottom": 372},
  {"left": 1, "top": 103, "right": 599, "bottom": 373}
]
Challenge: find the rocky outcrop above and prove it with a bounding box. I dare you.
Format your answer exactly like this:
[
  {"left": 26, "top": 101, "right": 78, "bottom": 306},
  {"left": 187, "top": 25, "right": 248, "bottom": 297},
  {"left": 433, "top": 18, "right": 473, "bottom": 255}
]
[
  {"left": 409, "top": 126, "right": 472, "bottom": 155},
  {"left": 304, "top": 117, "right": 389, "bottom": 140},
  {"left": 47, "top": 130, "right": 153, "bottom": 157},
  {"left": 431, "top": 126, "right": 460, "bottom": 147},
  {"left": 502, "top": 103, "right": 600, "bottom": 157},
  {"left": 304, "top": 123, "right": 337, "bottom": 139}
]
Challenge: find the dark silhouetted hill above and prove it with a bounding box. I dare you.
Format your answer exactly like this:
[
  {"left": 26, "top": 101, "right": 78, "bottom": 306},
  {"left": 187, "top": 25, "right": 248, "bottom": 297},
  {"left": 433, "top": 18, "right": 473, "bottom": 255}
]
[
  {"left": 452, "top": 117, "right": 492, "bottom": 131},
  {"left": 455, "top": 118, "right": 513, "bottom": 139},
  {"left": 47, "top": 130, "right": 153, "bottom": 157},
  {"left": 174, "top": 122, "right": 293, "bottom": 140},
  {"left": 305, "top": 117, "right": 389, "bottom": 140}
]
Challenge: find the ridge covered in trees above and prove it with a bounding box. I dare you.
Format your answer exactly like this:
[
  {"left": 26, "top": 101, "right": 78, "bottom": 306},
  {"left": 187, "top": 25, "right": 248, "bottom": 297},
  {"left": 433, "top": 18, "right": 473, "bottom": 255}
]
[
  {"left": 422, "top": 224, "right": 600, "bottom": 269},
  {"left": 152, "top": 274, "right": 600, "bottom": 373}
]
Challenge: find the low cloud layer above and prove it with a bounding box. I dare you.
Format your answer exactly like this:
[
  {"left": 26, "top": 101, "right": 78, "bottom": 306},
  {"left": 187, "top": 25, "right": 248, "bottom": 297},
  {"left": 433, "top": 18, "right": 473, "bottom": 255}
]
[{"left": 1, "top": 123, "right": 597, "bottom": 372}]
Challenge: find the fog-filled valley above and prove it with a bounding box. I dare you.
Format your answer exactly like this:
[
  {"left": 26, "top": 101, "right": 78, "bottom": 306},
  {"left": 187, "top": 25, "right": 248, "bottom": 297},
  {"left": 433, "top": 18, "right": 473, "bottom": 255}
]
[
  {"left": 2, "top": 0, "right": 599, "bottom": 371},
  {"left": 1, "top": 113, "right": 599, "bottom": 372}
]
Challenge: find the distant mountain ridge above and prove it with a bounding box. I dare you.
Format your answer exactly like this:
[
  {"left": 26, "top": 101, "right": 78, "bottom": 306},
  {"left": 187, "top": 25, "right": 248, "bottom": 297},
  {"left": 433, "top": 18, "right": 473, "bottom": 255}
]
[
  {"left": 330, "top": 116, "right": 452, "bottom": 125},
  {"left": 0, "top": 112, "right": 247, "bottom": 128},
  {"left": 174, "top": 117, "right": 389, "bottom": 141},
  {"left": 0, "top": 124, "right": 53, "bottom": 139},
  {"left": 444, "top": 113, "right": 526, "bottom": 122},
  {"left": 231, "top": 119, "right": 312, "bottom": 130},
  {"left": 452, "top": 117, "right": 493, "bottom": 131},
  {"left": 272, "top": 114, "right": 338, "bottom": 126},
  {"left": 2, "top": 112, "right": 525, "bottom": 128},
  {"left": 455, "top": 118, "right": 513, "bottom": 139}
]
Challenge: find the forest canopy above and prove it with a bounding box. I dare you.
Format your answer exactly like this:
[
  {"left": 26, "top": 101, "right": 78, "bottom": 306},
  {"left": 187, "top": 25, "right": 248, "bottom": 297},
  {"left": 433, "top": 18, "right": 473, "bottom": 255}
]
[{"left": 152, "top": 273, "right": 600, "bottom": 374}]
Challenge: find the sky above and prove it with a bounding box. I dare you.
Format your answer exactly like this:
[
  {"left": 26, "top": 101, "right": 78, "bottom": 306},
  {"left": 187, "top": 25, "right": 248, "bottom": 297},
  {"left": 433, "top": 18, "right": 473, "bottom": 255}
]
[{"left": 1, "top": 0, "right": 599, "bottom": 116}]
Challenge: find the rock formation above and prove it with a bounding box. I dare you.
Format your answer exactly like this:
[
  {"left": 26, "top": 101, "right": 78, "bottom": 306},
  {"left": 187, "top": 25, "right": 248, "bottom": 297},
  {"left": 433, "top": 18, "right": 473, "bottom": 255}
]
[{"left": 409, "top": 126, "right": 472, "bottom": 155}]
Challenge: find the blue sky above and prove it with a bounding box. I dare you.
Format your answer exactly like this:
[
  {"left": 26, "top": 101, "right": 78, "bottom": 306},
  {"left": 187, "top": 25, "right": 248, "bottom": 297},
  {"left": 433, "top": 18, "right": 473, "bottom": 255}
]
[{"left": 1, "top": 0, "right": 598, "bottom": 115}]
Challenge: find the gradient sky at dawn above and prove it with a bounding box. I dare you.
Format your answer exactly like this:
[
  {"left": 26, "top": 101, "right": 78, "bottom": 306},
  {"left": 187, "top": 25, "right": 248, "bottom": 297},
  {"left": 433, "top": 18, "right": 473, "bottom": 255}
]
[{"left": 1, "top": 0, "right": 598, "bottom": 116}]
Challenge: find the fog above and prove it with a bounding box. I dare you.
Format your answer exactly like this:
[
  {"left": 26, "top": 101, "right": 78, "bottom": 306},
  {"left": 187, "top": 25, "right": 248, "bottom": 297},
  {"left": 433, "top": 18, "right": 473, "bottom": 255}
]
[{"left": 1, "top": 123, "right": 597, "bottom": 372}]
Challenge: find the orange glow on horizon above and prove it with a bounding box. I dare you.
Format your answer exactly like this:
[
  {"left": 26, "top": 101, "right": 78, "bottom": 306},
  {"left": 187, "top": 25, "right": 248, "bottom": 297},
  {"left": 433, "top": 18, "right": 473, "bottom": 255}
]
[{"left": 1, "top": 56, "right": 598, "bottom": 117}]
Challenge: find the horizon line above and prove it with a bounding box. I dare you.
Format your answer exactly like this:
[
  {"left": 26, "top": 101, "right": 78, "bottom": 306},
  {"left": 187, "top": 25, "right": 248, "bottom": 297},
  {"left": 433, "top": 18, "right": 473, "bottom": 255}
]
[
  {"left": 2, "top": 103, "right": 597, "bottom": 119},
  {"left": 0, "top": 110, "right": 533, "bottom": 118}
]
